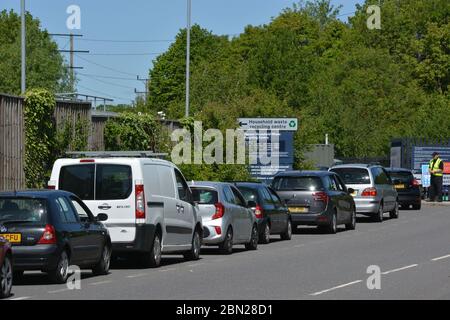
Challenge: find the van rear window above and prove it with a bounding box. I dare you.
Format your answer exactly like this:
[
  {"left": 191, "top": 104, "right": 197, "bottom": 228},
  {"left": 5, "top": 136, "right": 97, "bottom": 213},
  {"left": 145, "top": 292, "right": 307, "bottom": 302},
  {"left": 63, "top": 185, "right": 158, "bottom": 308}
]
[{"left": 59, "top": 164, "right": 132, "bottom": 200}]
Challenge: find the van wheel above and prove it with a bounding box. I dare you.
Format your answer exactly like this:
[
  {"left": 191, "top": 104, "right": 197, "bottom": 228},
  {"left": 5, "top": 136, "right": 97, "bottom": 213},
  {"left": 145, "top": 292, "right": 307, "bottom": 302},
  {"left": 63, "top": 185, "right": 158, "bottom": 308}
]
[
  {"left": 92, "top": 244, "right": 111, "bottom": 276},
  {"left": 184, "top": 230, "right": 201, "bottom": 261},
  {"left": 245, "top": 225, "right": 258, "bottom": 250},
  {"left": 0, "top": 255, "right": 13, "bottom": 298},
  {"left": 389, "top": 202, "right": 399, "bottom": 219},
  {"left": 280, "top": 219, "right": 292, "bottom": 240},
  {"left": 49, "top": 250, "right": 70, "bottom": 284},
  {"left": 373, "top": 204, "right": 384, "bottom": 223},
  {"left": 219, "top": 227, "right": 233, "bottom": 254},
  {"left": 141, "top": 233, "right": 162, "bottom": 268}
]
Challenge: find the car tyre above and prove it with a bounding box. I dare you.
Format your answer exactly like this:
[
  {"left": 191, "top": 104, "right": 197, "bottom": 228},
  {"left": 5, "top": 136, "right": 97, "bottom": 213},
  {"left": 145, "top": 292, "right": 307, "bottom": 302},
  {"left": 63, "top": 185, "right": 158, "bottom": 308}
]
[
  {"left": 92, "top": 244, "right": 111, "bottom": 276},
  {"left": 141, "top": 232, "right": 162, "bottom": 268},
  {"left": 184, "top": 230, "right": 201, "bottom": 261},
  {"left": 0, "top": 255, "right": 13, "bottom": 299},
  {"left": 280, "top": 219, "right": 292, "bottom": 240},
  {"left": 49, "top": 250, "right": 70, "bottom": 284},
  {"left": 389, "top": 202, "right": 399, "bottom": 219},
  {"left": 373, "top": 203, "right": 384, "bottom": 223},
  {"left": 245, "top": 225, "right": 258, "bottom": 250},
  {"left": 345, "top": 208, "right": 356, "bottom": 230},
  {"left": 327, "top": 212, "right": 337, "bottom": 234},
  {"left": 260, "top": 222, "right": 270, "bottom": 244},
  {"left": 219, "top": 227, "right": 233, "bottom": 255}
]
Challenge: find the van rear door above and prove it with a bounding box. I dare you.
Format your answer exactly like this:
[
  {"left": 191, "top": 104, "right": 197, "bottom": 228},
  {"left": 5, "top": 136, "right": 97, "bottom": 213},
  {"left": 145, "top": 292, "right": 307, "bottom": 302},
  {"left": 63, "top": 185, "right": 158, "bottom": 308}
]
[{"left": 58, "top": 163, "right": 135, "bottom": 243}]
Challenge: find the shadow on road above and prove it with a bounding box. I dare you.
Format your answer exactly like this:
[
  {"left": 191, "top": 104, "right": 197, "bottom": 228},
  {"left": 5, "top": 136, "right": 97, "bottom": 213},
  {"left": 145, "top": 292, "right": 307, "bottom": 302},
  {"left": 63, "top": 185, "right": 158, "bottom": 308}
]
[{"left": 12, "top": 271, "right": 96, "bottom": 286}]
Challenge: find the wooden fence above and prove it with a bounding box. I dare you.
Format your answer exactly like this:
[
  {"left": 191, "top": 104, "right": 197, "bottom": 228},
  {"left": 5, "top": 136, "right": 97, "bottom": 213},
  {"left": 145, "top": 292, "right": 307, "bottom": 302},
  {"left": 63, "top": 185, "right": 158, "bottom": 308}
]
[{"left": 0, "top": 94, "right": 91, "bottom": 191}]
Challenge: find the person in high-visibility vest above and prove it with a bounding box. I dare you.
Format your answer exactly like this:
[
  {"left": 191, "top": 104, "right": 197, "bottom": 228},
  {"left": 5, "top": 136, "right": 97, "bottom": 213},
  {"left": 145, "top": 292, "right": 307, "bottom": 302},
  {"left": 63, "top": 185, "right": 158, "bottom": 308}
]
[{"left": 428, "top": 152, "right": 444, "bottom": 202}]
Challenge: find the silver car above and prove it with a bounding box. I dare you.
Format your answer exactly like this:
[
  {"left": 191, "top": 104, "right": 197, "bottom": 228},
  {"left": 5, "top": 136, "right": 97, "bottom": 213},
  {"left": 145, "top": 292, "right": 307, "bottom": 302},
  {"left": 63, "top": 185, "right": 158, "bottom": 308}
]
[
  {"left": 329, "top": 164, "right": 399, "bottom": 222},
  {"left": 189, "top": 182, "right": 258, "bottom": 254}
]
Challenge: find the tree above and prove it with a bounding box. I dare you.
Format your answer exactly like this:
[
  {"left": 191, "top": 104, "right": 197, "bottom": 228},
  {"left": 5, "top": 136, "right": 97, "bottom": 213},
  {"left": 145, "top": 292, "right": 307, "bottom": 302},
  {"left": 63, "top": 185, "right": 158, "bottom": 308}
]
[{"left": 0, "top": 10, "right": 69, "bottom": 95}]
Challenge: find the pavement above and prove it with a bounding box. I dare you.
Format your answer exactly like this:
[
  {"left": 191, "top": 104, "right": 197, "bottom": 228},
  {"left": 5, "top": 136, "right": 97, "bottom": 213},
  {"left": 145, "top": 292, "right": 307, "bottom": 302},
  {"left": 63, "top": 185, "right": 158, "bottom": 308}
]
[{"left": 6, "top": 202, "right": 450, "bottom": 300}]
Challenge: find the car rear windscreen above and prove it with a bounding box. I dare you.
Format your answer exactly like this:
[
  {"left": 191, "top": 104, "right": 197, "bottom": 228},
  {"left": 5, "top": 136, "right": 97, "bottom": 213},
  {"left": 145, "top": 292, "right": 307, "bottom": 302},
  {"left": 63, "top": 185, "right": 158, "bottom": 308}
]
[
  {"left": 59, "top": 164, "right": 132, "bottom": 200},
  {"left": 272, "top": 176, "right": 324, "bottom": 191},
  {"left": 330, "top": 168, "right": 371, "bottom": 185},
  {"left": 387, "top": 171, "right": 414, "bottom": 184},
  {"left": 191, "top": 188, "right": 218, "bottom": 205},
  {"left": 236, "top": 186, "right": 259, "bottom": 203},
  {"left": 0, "top": 198, "right": 47, "bottom": 224}
]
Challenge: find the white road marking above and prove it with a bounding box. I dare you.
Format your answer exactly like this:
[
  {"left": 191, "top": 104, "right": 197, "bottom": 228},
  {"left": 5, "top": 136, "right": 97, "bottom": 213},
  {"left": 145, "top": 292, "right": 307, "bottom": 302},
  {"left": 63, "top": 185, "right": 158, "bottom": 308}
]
[
  {"left": 126, "top": 273, "right": 148, "bottom": 278},
  {"left": 382, "top": 264, "right": 418, "bottom": 275},
  {"left": 310, "top": 280, "right": 362, "bottom": 296},
  {"left": 88, "top": 280, "right": 112, "bottom": 286},
  {"left": 431, "top": 254, "right": 450, "bottom": 262},
  {"left": 9, "top": 296, "right": 32, "bottom": 300}
]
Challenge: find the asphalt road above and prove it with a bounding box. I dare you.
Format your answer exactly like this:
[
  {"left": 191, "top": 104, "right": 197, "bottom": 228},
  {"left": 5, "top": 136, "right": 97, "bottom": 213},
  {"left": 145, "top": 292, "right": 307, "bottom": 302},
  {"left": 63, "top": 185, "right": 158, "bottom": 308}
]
[{"left": 7, "top": 203, "right": 450, "bottom": 300}]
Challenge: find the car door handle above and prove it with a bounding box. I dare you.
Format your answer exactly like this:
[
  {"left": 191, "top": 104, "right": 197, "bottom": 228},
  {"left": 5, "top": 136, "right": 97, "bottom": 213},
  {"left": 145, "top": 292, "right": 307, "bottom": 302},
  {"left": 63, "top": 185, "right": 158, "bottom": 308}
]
[{"left": 98, "top": 205, "right": 111, "bottom": 210}]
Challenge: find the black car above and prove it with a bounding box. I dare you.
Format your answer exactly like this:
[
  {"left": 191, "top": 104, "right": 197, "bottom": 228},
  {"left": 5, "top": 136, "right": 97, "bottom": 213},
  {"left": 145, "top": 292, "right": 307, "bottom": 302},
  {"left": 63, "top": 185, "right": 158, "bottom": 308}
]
[
  {"left": 385, "top": 168, "right": 422, "bottom": 210},
  {"left": 0, "top": 190, "right": 111, "bottom": 284},
  {"left": 271, "top": 171, "right": 356, "bottom": 234},
  {"left": 234, "top": 182, "right": 292, "bottom": 243}
]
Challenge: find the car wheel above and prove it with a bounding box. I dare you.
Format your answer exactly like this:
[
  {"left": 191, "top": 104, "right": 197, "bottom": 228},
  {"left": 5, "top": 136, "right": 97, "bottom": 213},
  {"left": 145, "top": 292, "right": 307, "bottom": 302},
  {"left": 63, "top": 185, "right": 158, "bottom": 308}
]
[
  {"left": 280, "top": 219, "right": 292, "bottom": 240},
  {"left": 373, "top": 203, "right": 384, "bottom": 223},
  {"left": 92, "top": 244, "right": 111, "bottom": 276},
  {"left": 328, "top": 212, "right": 337, "bottom": 234},
  {"left": 141, "top": 232, "right": 162, "bottom": 268},
  {"left": 49, "top": 250, "right": 70, "bottom": 284},
  {"left": 184, "top": 230, "right": 201, "bottom": 261},
  {"left": 389, "top": 202, "right": 399, "bottom": 219},
  {"left": 219, "top": 227, "right": 233, "bottom": 255},
  {"left": 0, "top": 255, "right": 13, "bottom": 299},
  {"left": 245, "top": 225, "right": 258, "bottom": 250},
  {"left": 260, "top": 223, "right": 270, "bottom": 244},
  {"left": 345, "top": 208, "right": 356, "bottom": 230}
]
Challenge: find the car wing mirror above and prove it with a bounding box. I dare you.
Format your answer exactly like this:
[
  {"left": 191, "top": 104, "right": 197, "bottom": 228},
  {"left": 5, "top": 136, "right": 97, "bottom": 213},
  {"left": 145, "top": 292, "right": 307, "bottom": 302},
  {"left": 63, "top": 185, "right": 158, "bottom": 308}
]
[{"left": 347, "top": 188, "right": 355, "bottom": 194}]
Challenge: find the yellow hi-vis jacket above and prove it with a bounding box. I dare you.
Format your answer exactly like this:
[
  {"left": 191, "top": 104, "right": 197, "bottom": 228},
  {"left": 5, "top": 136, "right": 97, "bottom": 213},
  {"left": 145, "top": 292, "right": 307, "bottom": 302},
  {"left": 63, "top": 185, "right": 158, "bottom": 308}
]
[{"left": 429, "top": 158, "right": 443, "bottom": 177}]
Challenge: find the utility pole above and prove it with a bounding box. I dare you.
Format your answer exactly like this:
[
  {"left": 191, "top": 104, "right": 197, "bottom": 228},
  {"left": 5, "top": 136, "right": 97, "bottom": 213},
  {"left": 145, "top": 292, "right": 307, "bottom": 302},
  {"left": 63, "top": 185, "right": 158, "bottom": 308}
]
[
  {"left": 50, "top": 33, "right": 89, "bottom": 92},
  {"left": 185, "top": 0, "right": 191, "bottom": 118},
  {"left": 21, "top": 0, "right": 26, "bottom": 94},
  {"left": 136, "top": 75, "right": 150, "bottom": 103}
]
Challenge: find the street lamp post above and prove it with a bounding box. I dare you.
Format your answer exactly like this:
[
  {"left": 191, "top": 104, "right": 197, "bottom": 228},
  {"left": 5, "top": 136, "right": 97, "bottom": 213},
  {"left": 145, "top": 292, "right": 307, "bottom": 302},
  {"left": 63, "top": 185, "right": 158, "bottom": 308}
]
[
  {"left": 21, "top": 0, "right": 26, "bottom": 94},
  {"left": 185, "top": 0, "right": 191, "bottom": 118}
]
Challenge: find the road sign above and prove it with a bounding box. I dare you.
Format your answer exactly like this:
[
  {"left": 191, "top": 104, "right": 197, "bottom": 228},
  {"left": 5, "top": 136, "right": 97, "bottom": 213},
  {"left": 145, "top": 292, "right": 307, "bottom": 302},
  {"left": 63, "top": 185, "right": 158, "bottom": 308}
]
[
  {"left": 421, "top": 164, "right": 431, "bottom": 188},
  {"left": 238, "top": 118, "right": 298, "bottom": 131}
]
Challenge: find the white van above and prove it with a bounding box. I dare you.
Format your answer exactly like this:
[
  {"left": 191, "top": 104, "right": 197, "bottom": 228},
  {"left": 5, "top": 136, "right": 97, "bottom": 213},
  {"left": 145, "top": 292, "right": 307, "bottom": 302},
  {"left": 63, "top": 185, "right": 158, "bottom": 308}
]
[{"left": 48, "top": 153, "right": 202, "bottom": 267}]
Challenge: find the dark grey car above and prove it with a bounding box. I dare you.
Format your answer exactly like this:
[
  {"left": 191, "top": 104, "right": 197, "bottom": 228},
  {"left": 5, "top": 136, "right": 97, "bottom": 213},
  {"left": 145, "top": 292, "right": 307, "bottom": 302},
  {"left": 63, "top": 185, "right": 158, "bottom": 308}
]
[{"left": 271, "top": 171, "right": 356, "bottom": 234}]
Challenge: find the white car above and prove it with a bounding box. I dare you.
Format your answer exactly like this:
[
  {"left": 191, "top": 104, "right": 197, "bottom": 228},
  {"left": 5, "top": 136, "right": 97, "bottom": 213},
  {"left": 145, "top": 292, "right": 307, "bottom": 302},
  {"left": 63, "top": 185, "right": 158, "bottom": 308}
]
[{"left": 48, "top": 152, "right": 202, "bottom": 267}]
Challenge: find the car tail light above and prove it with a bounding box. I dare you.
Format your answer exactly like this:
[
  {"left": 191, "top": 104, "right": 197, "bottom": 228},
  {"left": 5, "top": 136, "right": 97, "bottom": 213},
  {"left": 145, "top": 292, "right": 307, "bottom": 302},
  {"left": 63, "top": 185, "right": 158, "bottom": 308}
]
[
  {"left": 212, "top": 202, "right": 225, "bottom": 220},
  {"left": 37, "top": 224, "right": 57, "bottom": 245},
  {"left": 47, "top": 180, "right": 56, "bottom": 190},
  {"left": 313, "top": 192, "right": 329, "bottom": 203},
  {"left": 135, "top": 184, "right": 146, "bottom": 219},
  {"left": 361, "top": 187, "right": 377, "bottom": 197},
  {"left": 214, "top": 226, "right": 222, "bottom": 235},
  {"left": 254, "top": 204, "right": 263, "bottom": 219},
  {"left": 412, "top": 179, "right": 420, "bottom": 187}
]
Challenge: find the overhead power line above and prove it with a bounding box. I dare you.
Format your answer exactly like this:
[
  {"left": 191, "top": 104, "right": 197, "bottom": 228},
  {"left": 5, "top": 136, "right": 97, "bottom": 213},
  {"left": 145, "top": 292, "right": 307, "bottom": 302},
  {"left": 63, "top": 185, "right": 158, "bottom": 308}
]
[
  {"left": 78, "top": 38, "right": 174, "bottom": 43},
  {"left": 77, "top": 52, "right": 163, "bottom": 56},
  {"left": 77, "top": 73, "right": 135, "bottom": 90},
  {"left": 77, "top": 73, "right": 142, "bottom": 81},
  {"left": 77, "top": 84, "right": 131, "bottom": 102},
  {"left": 75, "top": 54, "right": 137, "bottom": 76}
]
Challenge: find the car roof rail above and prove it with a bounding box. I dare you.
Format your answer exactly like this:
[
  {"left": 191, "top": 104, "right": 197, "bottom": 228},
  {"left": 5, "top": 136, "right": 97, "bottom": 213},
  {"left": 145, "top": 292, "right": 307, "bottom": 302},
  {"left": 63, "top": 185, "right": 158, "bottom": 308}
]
[{"left": 65, "top": 151, "right": 168, "bottom": 159}]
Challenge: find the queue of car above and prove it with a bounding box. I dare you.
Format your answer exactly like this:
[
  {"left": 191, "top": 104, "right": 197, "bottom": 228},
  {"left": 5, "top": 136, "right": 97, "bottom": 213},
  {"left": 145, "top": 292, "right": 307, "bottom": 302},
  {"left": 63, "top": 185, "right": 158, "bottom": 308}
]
[{"left": 0, "top": 153, "right": 420, "bottom": 298}]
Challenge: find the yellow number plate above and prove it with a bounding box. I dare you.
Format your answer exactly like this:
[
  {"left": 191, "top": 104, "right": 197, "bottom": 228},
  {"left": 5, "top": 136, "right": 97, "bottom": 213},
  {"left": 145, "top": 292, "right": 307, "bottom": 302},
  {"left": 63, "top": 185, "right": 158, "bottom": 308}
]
[
  {"left": 395, "top": 184, "right": 405, "bottom": 189},
  {"left": 289, "top": 207, "right": 309, "bottom": 213},
  {"left": 0, "top": 233, "right": 21, "bottom": 244}
]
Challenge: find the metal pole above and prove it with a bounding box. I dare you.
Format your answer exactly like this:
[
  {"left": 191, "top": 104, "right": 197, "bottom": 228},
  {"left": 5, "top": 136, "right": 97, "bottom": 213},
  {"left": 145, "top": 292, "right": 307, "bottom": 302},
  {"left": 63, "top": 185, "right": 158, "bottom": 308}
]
[
  {"left": 185, "top": 0, "right": 191, "bottom": 118},
  {"left": 70, "top": 33, "right": 74, "bottom": 92},
  {"left": 21, "top": 0, "right": 26, "bottom": 94}
]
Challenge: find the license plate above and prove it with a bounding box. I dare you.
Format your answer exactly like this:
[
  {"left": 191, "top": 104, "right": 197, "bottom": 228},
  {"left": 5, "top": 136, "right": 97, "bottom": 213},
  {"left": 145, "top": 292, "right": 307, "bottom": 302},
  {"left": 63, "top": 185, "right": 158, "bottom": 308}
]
[
  {"left": 395, "top": 184, "right": 405, "bottom": 189},
  {"left": 0, "top": 233, "right": 21, "bottom": 244},
  {"left": 289, "top": 207, "right": 309, "bottom": 213}
]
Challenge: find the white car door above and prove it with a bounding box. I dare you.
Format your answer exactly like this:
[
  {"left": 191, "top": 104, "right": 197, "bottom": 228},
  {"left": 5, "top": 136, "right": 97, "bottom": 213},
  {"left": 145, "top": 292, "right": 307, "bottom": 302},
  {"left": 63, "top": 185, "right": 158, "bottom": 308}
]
[{"left": 173, "top": 168, "right": 195, "bottom": 246}]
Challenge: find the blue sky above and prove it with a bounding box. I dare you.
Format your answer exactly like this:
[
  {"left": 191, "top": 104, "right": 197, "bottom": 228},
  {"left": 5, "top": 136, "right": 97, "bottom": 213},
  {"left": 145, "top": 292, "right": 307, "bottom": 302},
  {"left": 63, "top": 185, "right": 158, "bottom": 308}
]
[{"left": 1, "top": 0, "right": 362, "bottom": 105}]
